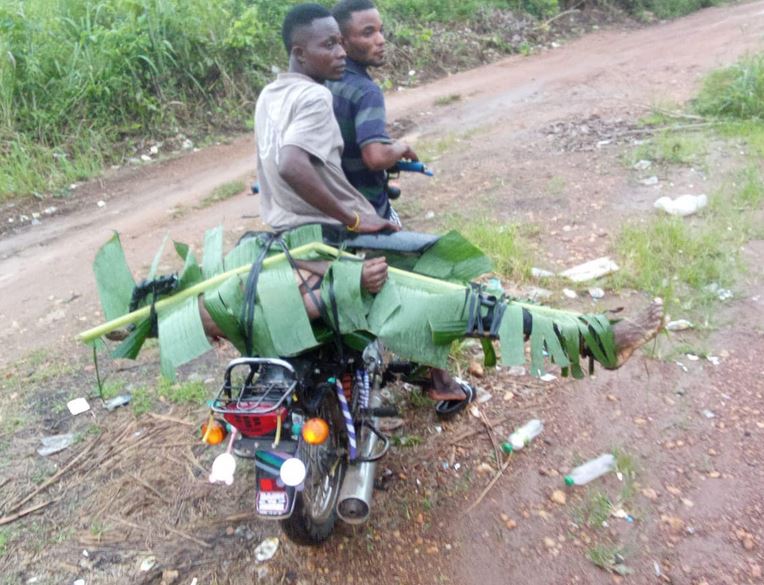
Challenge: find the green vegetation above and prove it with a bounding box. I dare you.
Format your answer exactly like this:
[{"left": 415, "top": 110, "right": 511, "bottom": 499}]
[
  {"left": 2, "top": 0, "right": 719, "bottom": 200},
  {"left": 627, "top": 131, "right": 707, "bottom": 167},
  {"left": 614, "top": 215, "right": 736, "bottom": 313},
  {"left": 157, "top": 378, "right": 208, "bottom": 404},
  {"left": 586, "top": 544, "right": 630, "bottom": 574},
  {"left": 435, "top": 94, "right": 462, "bottom": 107},
  {"left": 452, "top": 218, "right": 534, "bottom": 279},
  {"left": 200, "top": 180, "right": 245, "bottom": 207},
  {"left": 0, "top": 528, "right": 9, "bottom": 556},
  {"left": 695, "top": 54, "right": 764, "bottom": 120}
]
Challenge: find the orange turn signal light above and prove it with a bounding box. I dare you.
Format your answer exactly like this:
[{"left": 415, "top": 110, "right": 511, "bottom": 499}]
[
  {"left": 201, "top": 419, "right": 227, "bottom": 445},
  {"left": 302, "top": 418, "right": 329, "bottom": 445}
]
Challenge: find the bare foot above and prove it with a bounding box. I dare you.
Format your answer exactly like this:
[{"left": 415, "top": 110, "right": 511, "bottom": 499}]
[
  {"left": 609, "top": 298, "right": 664, "bottom": 368},
  {"left": 426, "top": 368, "right": 470, "bottom": 401}
]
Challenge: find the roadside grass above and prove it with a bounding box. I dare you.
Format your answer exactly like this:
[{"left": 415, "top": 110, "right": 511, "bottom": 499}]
[
  {"left": 199, "top": 180, "right": 245, "bottom": 208},
  {"left": 415, "top": 133, "right": 460, "bottom": 162},
  {"left": 586, "top": 543, "right": 628, "bottom": 573},
  {"left": 626, "top": 130, "right": 708, "bottom": 168},
  {"left": 617, "top": 55, "right": 764, "bottom": 318},
  {"left": 446, "top": 217, "right": 534, "bottom": 280},
  {"left": 435, "top": 93, "right": 462, "bottom": 106},
  {"left": 0, "top": 528, "right": 9, "bottom": 556},
  {"left": 694, "top": 53, "right": 764, "bottom": 120}
]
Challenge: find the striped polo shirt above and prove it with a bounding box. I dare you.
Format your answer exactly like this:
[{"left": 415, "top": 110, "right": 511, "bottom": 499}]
[{"left": 328, "top": 59, "right": 392, "bottom": 217}]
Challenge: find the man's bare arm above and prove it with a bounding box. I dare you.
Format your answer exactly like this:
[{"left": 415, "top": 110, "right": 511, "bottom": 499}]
[
  {"left": 279, "top": 145, "right": 399, "bottom": 233},
  {"left": 361, "top": 141, "right": 418, "bottom": 172}
]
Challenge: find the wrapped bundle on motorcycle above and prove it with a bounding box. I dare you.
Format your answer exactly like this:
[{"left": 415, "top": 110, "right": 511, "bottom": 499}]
[{"left": 81, "top": 224, "right": 621, "bottom": 545}]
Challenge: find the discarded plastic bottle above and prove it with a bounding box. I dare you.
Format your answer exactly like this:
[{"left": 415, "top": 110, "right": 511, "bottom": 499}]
[
  {"left": 564, "top": 453, "right": 615, "bottom": 486},
  {"left": 501, "top": 419, "right": 543, "bottom": 454}
]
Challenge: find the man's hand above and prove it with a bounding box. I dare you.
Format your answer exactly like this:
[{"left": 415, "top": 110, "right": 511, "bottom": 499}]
[
  {"left": 361, "top": 257, "right": 388, "bottom": 294},
  {"left": 399, "top": 142, "right": 418, "bottom": 162},
  {"left": 356, "top": 213, "right": 400, "bottom": 234}
]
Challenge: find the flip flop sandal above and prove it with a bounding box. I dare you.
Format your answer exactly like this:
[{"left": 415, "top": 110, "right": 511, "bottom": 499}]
[{"left": 434, "top": 379, "right": 475, "bottom": 420}]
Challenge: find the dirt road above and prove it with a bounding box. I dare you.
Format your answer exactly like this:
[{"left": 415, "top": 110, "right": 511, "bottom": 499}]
[
  {"left": 1, "top": 0, "right": 762, "bottom": 364},
  {"left": 1, "top": 2, "right": 763, "bottom": 584}
]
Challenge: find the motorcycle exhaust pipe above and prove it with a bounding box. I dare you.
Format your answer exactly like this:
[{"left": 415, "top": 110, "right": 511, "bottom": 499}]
[{"left": 336, "top": 394, "right": 382, "bottom": 525}]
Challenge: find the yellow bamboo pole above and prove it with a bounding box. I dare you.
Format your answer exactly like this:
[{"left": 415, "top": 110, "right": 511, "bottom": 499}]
[{"left": 78, "top": 240, "right": 548, "bottom": 345}]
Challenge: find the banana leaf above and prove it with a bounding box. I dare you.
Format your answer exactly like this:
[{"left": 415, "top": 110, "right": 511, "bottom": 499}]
[
  {"left": 93, "top": 232, "right": 135, "bottom": 321},
  {"left": 84, "top": 231, "right": 617, "bottom": 379}
]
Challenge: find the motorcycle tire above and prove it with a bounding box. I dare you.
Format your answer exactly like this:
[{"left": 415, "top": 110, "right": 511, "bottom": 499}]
[{"left": 281, "top": 391, "right": 347, "bottom": 545}]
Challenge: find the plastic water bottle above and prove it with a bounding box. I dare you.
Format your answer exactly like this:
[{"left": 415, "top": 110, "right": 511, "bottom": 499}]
[
  {"left": 564, "top": 453, "right": 615, "bottom": 486},
  {"left": 501, "top": 419, "right": 543, "bottom": 454}
]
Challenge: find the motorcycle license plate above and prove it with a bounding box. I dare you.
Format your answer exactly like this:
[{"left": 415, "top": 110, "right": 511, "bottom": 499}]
[{"left": 257, "top": 491, "right": 288, "bottom": 515}]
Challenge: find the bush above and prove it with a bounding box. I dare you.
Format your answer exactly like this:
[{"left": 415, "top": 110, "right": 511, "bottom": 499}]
[{"left": 694, "top": 53, "right": 764, "bottom": 120}]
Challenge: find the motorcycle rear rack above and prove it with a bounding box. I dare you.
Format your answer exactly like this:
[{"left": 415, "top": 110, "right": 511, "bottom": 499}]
[{"left": 210, "top": 357, "right": 297, "bottom": 415}]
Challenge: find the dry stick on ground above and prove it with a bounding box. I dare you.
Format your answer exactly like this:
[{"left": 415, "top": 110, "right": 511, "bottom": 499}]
[
  {"left": 7, "top": 438, "right": 98, "bottom": 514},
  {"left": 148, "top": 412, "right": 196, "bottom": 427},
  {"left": 128, "top": 473, "right": 171, "bottom": 505},
  {"left": 478, "top": 410, "right": 502, "bottom": 467},
  {"left": 0, "top": 499, "right": 56, "bottom": 526},
  {"left": 164, "top": 524, "right": 212, "bottom": 549},
  {"left": 466, "top": 456, "right": 513, "bottom": 513}
]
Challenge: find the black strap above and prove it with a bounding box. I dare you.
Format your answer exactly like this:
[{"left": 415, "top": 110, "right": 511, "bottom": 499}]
[
  {"left": 240, "top": 233, "right": 277, "bottom": 356},
  {"left": 129, "top": 274, "right": 178, "bottom": 337}
]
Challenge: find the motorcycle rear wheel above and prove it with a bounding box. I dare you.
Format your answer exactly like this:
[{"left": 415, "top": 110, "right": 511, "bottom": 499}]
[{"left": 281, "top": 392, "right": 347, "bottom": 545}]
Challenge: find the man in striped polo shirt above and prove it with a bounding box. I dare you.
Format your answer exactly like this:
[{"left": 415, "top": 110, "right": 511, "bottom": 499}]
[
  {"left": 327, "top": 0, "right": 418, "bottom": 226},
  {"left": 328, "top": 0, "right": 479, "bottom": 415}
]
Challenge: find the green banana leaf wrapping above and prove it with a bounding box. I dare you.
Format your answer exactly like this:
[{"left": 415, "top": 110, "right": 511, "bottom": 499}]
[{"left": 84, "top": 226, "right": 617, "bottom": 378}]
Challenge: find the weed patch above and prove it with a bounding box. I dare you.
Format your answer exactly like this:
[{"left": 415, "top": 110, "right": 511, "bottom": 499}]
[
  {"left": 200, "top": 180, "right": 245, "bottom": 208},
  {"left": 448, "top": 218, "right": 533, "bottom": 279},
  {"left": 695, "top": 53, "right": 764, "bottom": 120},
  {"left": 627, "top": 130, "right": 708, "bottom": 167},
  {"left": 613, "top": 215, "right": 737, "bottom": 314}
]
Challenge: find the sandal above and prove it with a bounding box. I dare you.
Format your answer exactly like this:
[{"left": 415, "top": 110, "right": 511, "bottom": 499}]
[{"left": 434, "top": 378, "right": 476, "bottom": 420}]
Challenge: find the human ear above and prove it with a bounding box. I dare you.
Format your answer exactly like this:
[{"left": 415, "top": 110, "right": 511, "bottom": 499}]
[{"left": 292, "top": 46, "right": 305, "bottom": 64}]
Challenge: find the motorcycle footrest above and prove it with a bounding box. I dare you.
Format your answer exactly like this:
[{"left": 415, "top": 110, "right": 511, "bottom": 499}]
[{"left": 360, "top": 406, "right": 399, "bottom": 418}]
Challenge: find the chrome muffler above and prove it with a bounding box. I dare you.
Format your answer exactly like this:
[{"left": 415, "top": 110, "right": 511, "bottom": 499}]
[{"left": 336, "top": 392, "right": 384, "bottom": 524}]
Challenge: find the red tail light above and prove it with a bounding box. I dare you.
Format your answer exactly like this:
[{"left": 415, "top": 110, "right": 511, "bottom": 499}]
[{"left": 223, "top": 401, "right": 287, "bottom": 437}]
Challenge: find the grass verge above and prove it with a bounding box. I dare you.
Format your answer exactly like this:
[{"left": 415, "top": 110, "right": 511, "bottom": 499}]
[{"left": 446, "top": 217, "right": 534, "bottom": 280}]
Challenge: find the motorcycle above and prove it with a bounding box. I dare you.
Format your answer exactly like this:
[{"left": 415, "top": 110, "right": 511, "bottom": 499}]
[
  {"left": 205, "top": 160, "right": 435, "bottom": 545},
  {"left": 205, "top": 340, "right": 399, "bottom": 545}
]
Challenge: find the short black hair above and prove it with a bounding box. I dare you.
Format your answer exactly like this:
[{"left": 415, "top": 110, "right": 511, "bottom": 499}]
[
  {"left": 331, "top": 0, "right": 376, "bottom": 32},
  {"left": 282, "top": 3, "right": 333, "bottom": 53}
]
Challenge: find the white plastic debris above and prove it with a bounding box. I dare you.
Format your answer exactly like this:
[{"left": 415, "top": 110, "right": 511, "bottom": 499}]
[
  {"left": 702, "top": 409, "right": 716, "bottom": 419},
  {"left": 675, "top": 361, "right": 688, "bottom": 372},
  {"left": 539, "top": 373, "right": 557, "bottom": 382},
  {"left": 686, "top": 354, "right": 700, "bottom": 361},
  {"left": 640, "top": 176, "right": 659, "bottom": 186},
  {"left": 562, "top": 288, "right": 578, "bottom": 299},
  {"left": 654, "top": 194, "right": 707, "bottom": 216},
  {"left": 96, "top": 200, "right": 106, "bottom": 208},
  {"left": 559, "top": 257, "right": 620, "bottom": 282},
  {"left": 588, "top": 287, "right": 605, "bottom": 299},
  {"left": 149, "top": 145, "right": 159, "bottom": 155},
  {"left": 182, "top": 139, "right": 194, "bottom": 150},
  {"left": 531, "top": 267, "right": 555, "bottom": 279},
  {"left": 139, "top": 557, "right": 157, "bottom": 572},
  {"left": 254, "top": 537, "right": 279, "bottom": 562},
  {"left": 666, "top": 319, "right": 693, "bottom": 331},
  {"left": 633, "top": 159, "right": 652, "bottom": 171},
  {"left": 67, "top": 397, "right": 90, "bottom": 415},
  {"left": 104, "top": 394, "right": 132, "bottom": 411},
  {"left": 140, "top": 154, "right": 152, "bottom": 162},
  {"left": 707, "top": 355, "right": 721, "bottom": 366},
  {"left": 38, "top": 433, "right": 75, "bottom": 456},
  {"left": 209, "top": 453, "right": 237, "bottom": 485}
]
